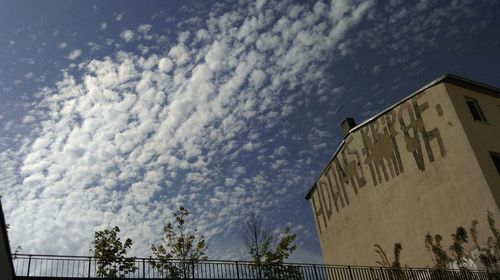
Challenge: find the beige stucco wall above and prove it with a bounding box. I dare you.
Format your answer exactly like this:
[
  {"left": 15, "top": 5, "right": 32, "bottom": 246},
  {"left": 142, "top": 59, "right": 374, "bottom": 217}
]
[
  {"left": 307, "top": 81, "right": 499, "bottom": 267},
  {"left": 445, "top": 83, "right": 500, "bottom": 208}
]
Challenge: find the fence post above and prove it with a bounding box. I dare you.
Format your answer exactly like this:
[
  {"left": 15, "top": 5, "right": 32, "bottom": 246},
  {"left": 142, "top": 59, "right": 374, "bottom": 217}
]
[
  {"left": 409, "top": 268, "right": 416, "bottom": 280},
  {"left": 348, "top": 266, "right": 354, "bottom": 280},
  {"left": 88, "top": 257, "right": 91, "bottom": 278},
  {"left": 313, "top": 264, "right": 320, "bottom": 280},
  {"left": 380, "top": 267, "right": 386, "bottom": 280},
  {"left": 26, "top": 255, "right": 32, "bottom": 276},
  {"left": 235, "top": 261, "right": 240, "bottom": 280},
  {"left": 257, "top": 261, "right": 262, "bottom": 280},
  {"left": 191, "top": 261, "right": 195, "bottom": 279},
  {"left": 143, "top": 259, "right": 146, "bottom": 279}
]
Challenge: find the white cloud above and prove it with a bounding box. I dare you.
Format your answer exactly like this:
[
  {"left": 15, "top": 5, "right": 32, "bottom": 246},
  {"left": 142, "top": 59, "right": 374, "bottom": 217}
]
[
  {"left": 58, "top": 42, "right": 67, "bottom": 49},
  {"left": 100, "top": 22, "right": 108, "bottom": 30},
  {"left": 3, "top": 0, "right": 377, "bottom": 261},
  {"left": 120, "top": 29, "right": 135, "bottom": 42},
  {"left": 66, "top": 49, "right": 82, "bottom": 60},
  {"left": 168, "top": 44, "right": 189, "bottom": 66},
  {"left": 138, "top": 24, "right": 152, "bottom": 33},
  {"left": 158, "top": 57, "right": 173, "bottom": 73},
  {"left": 115, "top": 12, "right": 124, "bottom": 21}
]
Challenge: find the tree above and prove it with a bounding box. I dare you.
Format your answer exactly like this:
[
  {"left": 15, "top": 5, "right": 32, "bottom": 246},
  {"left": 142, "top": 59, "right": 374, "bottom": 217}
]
[
  {"left": 374, "top": 243, "right": 403, "bottom": 269},
  {"left": 470, "top": 211, "right": 500, "bottom": 270},
  {"left": 6, "top": 224, "right": 22, "bottom": 258},
  {"left": 449, "top": 226, "right": 470, "bottom": 269},
  {"left": 261, "top": 228, "right": 301, "bottom": 280},
  {"left": 243, "top": 212, "right": 271, "bottom": 268},
  {"left": 425, "top": 233, "right": 451, "bottom": 268},
  {"left": 242, "top": 212, "right": 301, "bottom": 280},
  {"left": 393, "top": 243, "right": 403, "bottom": 269},
  {"left": 150, "top": 206, "right": 208, "bottom": 279},
  {"left": 90, "top": 226, "right": 137, "bottom": 278}
]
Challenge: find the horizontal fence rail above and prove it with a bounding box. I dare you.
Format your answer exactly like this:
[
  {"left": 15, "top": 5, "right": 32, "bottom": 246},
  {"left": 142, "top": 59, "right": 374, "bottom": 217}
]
[{"left": 12, "top": 254, "right": 500, "bottom": 279}]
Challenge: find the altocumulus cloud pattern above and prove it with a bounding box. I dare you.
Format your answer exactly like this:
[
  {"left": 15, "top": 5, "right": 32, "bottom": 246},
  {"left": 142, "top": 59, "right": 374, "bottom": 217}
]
[{"left": 0, "top": 0, "right": 499, "bottom": 263}]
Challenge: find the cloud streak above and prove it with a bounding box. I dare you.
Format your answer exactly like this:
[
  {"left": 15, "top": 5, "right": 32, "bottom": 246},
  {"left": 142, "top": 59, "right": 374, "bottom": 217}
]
[
  {"left": 2, "top": 0, "right": 493, "bottom": 263},
  {"left": 2, "top": 0, "right": 374, "bottom": 260}
]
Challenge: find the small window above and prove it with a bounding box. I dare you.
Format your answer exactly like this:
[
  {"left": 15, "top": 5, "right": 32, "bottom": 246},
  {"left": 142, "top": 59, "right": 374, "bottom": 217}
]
[
  {"left": 465, "top": 97, "right": 487, "bottom": 122},
  {"left": 491, "top": 152, "right": 500, "bottom": 175}
]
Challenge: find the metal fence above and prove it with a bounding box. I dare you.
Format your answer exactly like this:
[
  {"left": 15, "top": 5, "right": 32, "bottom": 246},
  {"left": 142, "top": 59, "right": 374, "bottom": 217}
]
[{"left": 12, "top": 254, "right": 500, "bottom": 279}]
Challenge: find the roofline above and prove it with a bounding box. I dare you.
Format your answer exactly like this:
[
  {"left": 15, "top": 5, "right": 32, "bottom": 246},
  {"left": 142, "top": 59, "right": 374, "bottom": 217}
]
[{"left": 305, "top": 73, "right": 500, "bottom": 200}]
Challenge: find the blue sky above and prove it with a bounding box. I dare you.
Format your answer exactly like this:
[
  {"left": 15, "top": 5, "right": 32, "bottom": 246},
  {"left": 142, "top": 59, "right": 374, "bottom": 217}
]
[{"left": 0, "top": 0, "right": 499, "bottom": 263}]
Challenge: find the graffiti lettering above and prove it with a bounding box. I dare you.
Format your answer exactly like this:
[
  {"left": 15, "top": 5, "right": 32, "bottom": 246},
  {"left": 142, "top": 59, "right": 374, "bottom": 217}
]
[
  {"left": 310, "top": 96, "right": 447, "bottom": 232},
  {"left": 311, "top": 189, "right": 325, "bottom": 234},
  {"left": 398, "top": 97, "right": 446, "bottom": 171},
  {"left": 361, "top": 111, "right": 403, "bottom": 185},
  {"left": 325, "top": 165, "right": 346, "bottom": 212}
]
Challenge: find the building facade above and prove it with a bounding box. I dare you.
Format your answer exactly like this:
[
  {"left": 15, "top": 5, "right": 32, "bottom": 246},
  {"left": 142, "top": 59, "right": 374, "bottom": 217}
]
[
  {"left": 305, "top": 74, "right": 500, "bottom": 267},
  {"left": 0, "top": 199, "right": 15, "bottom": 280}
]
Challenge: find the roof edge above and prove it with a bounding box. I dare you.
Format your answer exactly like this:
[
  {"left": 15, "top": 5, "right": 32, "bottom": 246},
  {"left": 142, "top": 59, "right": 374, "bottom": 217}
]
[{"left": 305, "top": 73, "right": 500, "bottom": 200}]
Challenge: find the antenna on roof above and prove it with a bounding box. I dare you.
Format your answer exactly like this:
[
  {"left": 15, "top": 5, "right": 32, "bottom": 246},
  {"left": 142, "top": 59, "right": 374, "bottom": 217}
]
[{"left": 333, "top": 105, "right": 344, "bottom": 125}]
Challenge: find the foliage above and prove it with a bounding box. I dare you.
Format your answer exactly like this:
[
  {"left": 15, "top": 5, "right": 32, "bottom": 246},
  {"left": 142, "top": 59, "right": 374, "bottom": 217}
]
[
  {"left": 374, "top": 244, "right": 390, "bottom": 267},
  {"left": 6, "top": 224, "right": 22, "bottom": 259},
  {"left": 90, "top": 226, "right": 137, "bottom": 278},
  {"left": 374, "top": 243, "right": 403, "bottom": 269},
  {"left": 150, "top": 206, "right": 208, "bottom": 279},
  {"left": 425, "top": 233, "right": 451, "bottom": 269},
  {"left": 449, "top": 226, "right": 469, "bottom": 269},
  {"left": 393, "top": 243, "right": 403, "bottom": 269},
  {"left": 243, "top": 212, "right": 271, "bottom": 267},
  {"left": 469, "top": 211, "right": 500, "bottom": 270},
  {"left": 12, "top": 245, "right": 22, "bottom": 259},
  {"left": 242, "top": 212, "right": 302, "bottom": 280},
  {"left": 261, "top": 227, "right": 301, "bottom": 280}
]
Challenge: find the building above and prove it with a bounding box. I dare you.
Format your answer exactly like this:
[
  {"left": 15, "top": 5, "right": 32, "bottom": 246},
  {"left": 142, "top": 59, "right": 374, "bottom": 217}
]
[
  {"left": 0, "top": 199, "right": 16, "bottom": 280},
  {"left": 305, "top": 73, "right": 500, "bottom": 267}
]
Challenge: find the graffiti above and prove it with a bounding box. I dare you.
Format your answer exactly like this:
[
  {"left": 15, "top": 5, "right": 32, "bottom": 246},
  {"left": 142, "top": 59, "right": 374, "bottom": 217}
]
[
  {"left": 398, "top": 96, "right": 446, "bottom": 171},
  {"left": 361, "top": 111, "right": 404, "bottom": 186},
  {"left": 312, "top": 162, "right": 349, "bottom": 233},
  {"left": 311, "top": 95, "right": 447, "bottom": 233},
  {"left": 311, "top": 189, "right": 325, "bottom": 234},
  {"left": 325, "top": 164, "right": 347, "bottom": 212},
  {"left": 341, "top": 137, "right": 367, "bottom": 192},
  {"left": 312, "top": 148, "right": 366, "bottom": 232}
]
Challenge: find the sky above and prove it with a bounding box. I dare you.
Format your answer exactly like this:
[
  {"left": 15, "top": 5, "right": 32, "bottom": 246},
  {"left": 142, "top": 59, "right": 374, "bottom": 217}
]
[{"left": 0, "top": 0, "right": 499, "bottom": 263}]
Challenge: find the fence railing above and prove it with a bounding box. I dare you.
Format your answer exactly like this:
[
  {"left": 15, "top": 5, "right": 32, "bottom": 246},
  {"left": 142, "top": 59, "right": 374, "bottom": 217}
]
[{"left": 12, "top": 254, "right": 500, "bottom": 279}]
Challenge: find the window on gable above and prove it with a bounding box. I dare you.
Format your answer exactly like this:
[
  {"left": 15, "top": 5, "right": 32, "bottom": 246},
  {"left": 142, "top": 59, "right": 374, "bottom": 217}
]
[
  {"left": 465, "top": 97, "right": 487, "bottom": 122},
  {"left": 490, "top": 151, "right": 500, "bottom": 175}
]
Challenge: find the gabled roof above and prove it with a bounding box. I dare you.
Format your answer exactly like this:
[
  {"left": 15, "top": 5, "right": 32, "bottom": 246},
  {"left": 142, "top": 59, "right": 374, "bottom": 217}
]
[{"left": 305, "top": 73, "right": 500, "bottom": 200}]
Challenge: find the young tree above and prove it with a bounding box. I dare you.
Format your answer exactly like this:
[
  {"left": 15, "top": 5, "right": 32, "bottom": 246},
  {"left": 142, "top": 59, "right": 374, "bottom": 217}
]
[
  {"left": 150, "top": 206, "right": 208, "bottom": 279},
  {"left": 470, "top": 211, "right": 500, "bottom": 270},
  {"left": 6, "top": 224, "right": 22, "bottom": 259},
  {"left": 392, "top": 243, "right": 403, "bottom": 269},
  {"left": 485, "top": 211, "right": 500, "bottom": 269},
  {"left": 261, "top": 228, "right": 301, "bottom": 280},
  {"left": 242, "top": 212, "right": 301, "bottom": 280},
  {"left": 425, "top": 233, "right": 451, "bottom": 269},
  {"left": 90, "top": 226, "right": 137, "bottom": 278},
  {"left": 374, "top": 244, "right": 391, "bottom": 267},
  {"left": 449, "top": 226, "right": 470, "bottom": 269},
  {"left": 242, "top": 212, "right": 272, "bottom": 267},
  {"left": 374, "top": 243, "right": 403, "bottom": 269}
]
